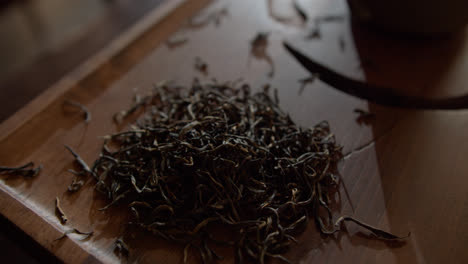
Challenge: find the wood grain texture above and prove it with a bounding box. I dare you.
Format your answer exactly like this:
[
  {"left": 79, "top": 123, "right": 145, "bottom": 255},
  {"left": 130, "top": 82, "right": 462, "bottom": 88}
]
[{"left": 1, "top": 0, "right": 468, "bottom": 263}]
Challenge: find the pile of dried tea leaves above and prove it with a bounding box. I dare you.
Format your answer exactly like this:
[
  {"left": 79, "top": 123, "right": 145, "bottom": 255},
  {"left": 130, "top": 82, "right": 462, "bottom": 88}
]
[{"left": 85, "top": 80, "right": 402, "bottom": 263}]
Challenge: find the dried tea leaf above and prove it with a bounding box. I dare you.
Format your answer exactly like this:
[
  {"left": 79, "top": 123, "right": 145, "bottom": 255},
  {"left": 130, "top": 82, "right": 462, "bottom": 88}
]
[
  {"left": 166, "top": 36, "right": 189, "bottom": 49},
  {"left": 339, "top": 35, "right": 346, "bottom": 52},
  {"left": 316, "top": 14, "right": 346, "bottom": 23},
  {"left": 80, "top": 80, "right": 406, "bottom": 263},
  {"left": 67, "top": 177, "right": 84, "bottom": 192},
  {"left": 354, "top": 108, "right": 376, "bottom": 125},
  {"left": 114, "top": 237, "right": 129, "bottom": 256},
  {"left": 183, "top": 243, "right": 191, "bottom": 264},
  {"left": 298, "top": 75, "right": 317, "bottom": 95},
  {"left": 306, "top": 14, "right": 345, "bottom": 40},
  {"left": 195, "top": 57, "right": 209, "bottom": 75},
  {"left": 250, "top": 32, "right": 275, "bottom": 77},
  {"left": 335, "top": 215, "right": 410, "bottom": 240},
  {"left": 293, "top": 0, "right": 308, "bottom": 22},
  {"left": 64, "top": 145, "right": 93, "bottom": 175},
  {"left": 188, "top": 7, "right": 229, "bottom": 28},
  {"left": 55, "top": 197, "right": 68, "bottom": 225},
  {"left": 64, "top": 100, "right": 91, "bottom": 123},
  {"left": 0, "top": 162, "right": 42, "bottom": 177},
  {"left": 306, "top": 27, "right": 321, "bottom": 39},
  {"left": 55, "top": 228, "right": 93, "bottom": 241}
]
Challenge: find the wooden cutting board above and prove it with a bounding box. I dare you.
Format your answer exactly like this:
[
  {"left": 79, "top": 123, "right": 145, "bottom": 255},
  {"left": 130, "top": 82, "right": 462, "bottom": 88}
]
[{"left": 1, "top": 0, "right": 468, "bottom": 263}]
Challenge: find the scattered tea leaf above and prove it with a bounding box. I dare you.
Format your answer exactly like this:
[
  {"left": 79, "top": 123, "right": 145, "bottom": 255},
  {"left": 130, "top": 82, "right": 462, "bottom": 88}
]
[
  {"left": 306, "top": 27, "right": 321, "bottom": 39},
  {"left": 354, "top": 108, "right": 376, "bottom": 125},
  {"left": 67, "top": 177, "right": 85, "bottom": 193},
  {"left": 306, "top": 14, "right": 345, "bottom": 40},
  {"left": 115, "top": 237, "right": 129, "bottom": 256},
  {"left": 194, "top": 57, "right": 209, "bottom": 75},
  {"left": 250, "top": 32, "right": 275, "bottom": 77},
  {"left": 55, "top": 228, "right": 94, "bottom": 241},
  {"left": 166, "top": 36, "right": 189, "bottom": 49},
  {"left": 316, "top": 14, "right": 346, "bottom": 23},
  {"left": 64, "top": 145, "right": 93, "bottom": 176},
  {"left": 64, "top": 100, "right": 91, "bottom": 123},
  {"left": 293, "top": 0, "right": 308, "bottom": 22},
  {"left": 339, "top": 35, "right": 346, "bottom": 52},
  {"left": 298, "top": 75, "right": 317, "bottom": 95},
  {"left": 87, "top": 80, "right": 344, "bottom": 262},
  {"left": 55, "top": 197, "right": 68, "bottom": 225},
  {"left": 0, "top": 162, "right": 42, "bottom": 177},
  {"left": 335, "top": 215, "right": 410, "bottom": 240},
  {"left": 188, "top": 7, "right": 229, "bottom": 28}
]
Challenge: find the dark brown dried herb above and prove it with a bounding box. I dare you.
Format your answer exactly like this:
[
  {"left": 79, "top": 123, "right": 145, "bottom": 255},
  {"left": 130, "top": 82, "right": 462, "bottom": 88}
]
[
  {"left": 188, "top": 7, "right": 229, "bottom": 28},
  {"left": 293, "top": 0, "right": 308, "bottom": 22},
  {"left": 67, "top": 177, "right": 84, "bottom": 193},
  {"left": 298, "top": 75, "right": 317, "bottom": 95},
  {"left": 89, "top": 80, "right": 345, "bottom": 263},
  {"left": 113, "top": 92, "right": 152, "bottom": 124},
  {"left": 195, "top": 57, "right": 209, "bottom": 75},
  {"left": 306, "top": 14, "right": 345, "bottom": 40},
  {"left": 250, "top": 32, "right": 275, "bottom": 77},
  {"left": 80, "top": 80, "right": 405, "bottom": 262},
  {"left": 55, "top": 197, "right": 68, "bottom": 225},
  {"left": 354, "top": 108, "right": 376, "bottom": 125},
  {"left": 338, "top": 36, "right": 346, "bottom": 52},
  {"left": 0, "top": 162, "right": 42, "bottom": 177},
  {"left": 64, "top": 145, "right": 93, "bottom": 176},
  {"left": 55, "top": 228, "right": 94, "bottom": 241},
  {"left": 306, "top": 28, "right": 321, "bottom": 39},
  {"left": 335, "top": 216, "right": 410, "bottom": 240},
  {"left": 165, "top": 7, "right": 229, "bottom": 51},
  {"left": 115, "top": 237, "right": 129, "bottom": 256},
  {"left": 64, "top": 100, "right": 91, "bottom": 123},
  {"left": 166, "top": 36, "right": 189, "bottom": 49}
]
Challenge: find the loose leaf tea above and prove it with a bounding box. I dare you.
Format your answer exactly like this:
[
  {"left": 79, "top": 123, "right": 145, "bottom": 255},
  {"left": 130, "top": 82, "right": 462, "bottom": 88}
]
[
  {"left": 166, "top": 35, "right": 189, "bottom": 49},
  {"left": 306, "top": 28, "right": 321, "bottom": 39},
  {"left": 82, "top": 80, "right": 405, "bottom": 263},
  {"left": 87, "top": 80, "right": 346, "bottom": 263},
  {"left": 298, "top": 75, "right": 316, "bottom": 95},
  {"left": 316, "top": 14, "right": 346, "bottom": 23},
  {"left": 55, "top": 228, "right": 94, "bottom": 241},
  {"left": 293, "top": 0, "right": 308, "bottom": 22},
  {"left": 64, "top": 100, "right": 91, "bottom": 123},
  {"left": 338, "top": 36, "right": 345, "bottom": 52},
  {"left": 165, "top": 7, "right": 229, "bottom": 50},
  {"left": 67, "top": 177, "right": 85, "bottom": 193},
  {"left": 115, "top": 237, "right": 129, "bottom": 256},
  {"left": 335, "top": 216, "right": 410, "bottom": 240},
  {"left": 306, "top": 14, "right": 345, "bottom": 40},
  {"left": 55, "top": 197, "right": 68, "bottom": 225},
  {"left": 250, "top": 32, "right": 275, "bottom": 77},
  {"left": 64, "top": 145, "right": 93, "bottom": 176},
  {"left": 354, "top": 108, "right": 375, "bottom": 125},
  {"left": 188, "top": 7, "right": 229, "bottom": 28},
  {"left": 195, "top": 57, "right": 209, "bottom": 75},
  {"left": 0, "top": 162, "right": 42, "bottom": 177}
]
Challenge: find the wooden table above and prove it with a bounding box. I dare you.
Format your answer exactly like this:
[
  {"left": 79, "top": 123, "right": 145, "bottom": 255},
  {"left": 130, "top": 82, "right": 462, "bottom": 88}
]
[{"left": 1, "top": 0, "right": 468, "bottom": 263}]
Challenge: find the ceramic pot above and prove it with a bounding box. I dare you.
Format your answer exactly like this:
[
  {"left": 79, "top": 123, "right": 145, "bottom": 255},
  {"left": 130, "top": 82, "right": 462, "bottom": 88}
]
[{"left": 347, "top": 0, "right": 468, "bottom": 35}]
